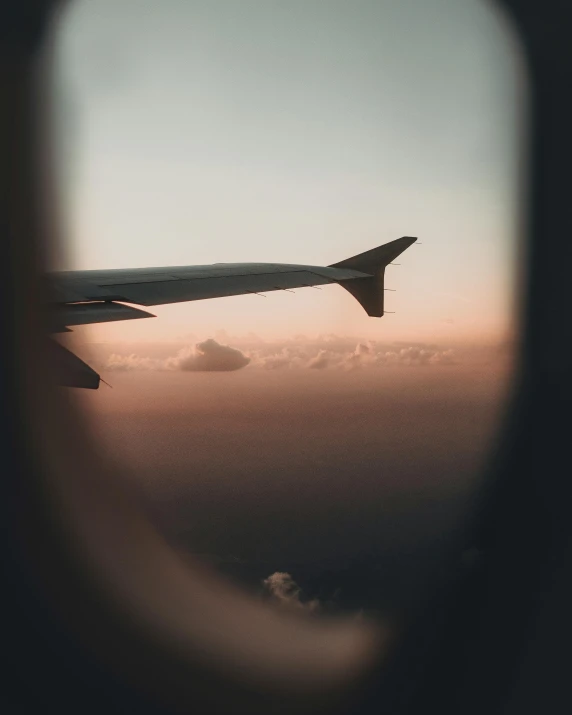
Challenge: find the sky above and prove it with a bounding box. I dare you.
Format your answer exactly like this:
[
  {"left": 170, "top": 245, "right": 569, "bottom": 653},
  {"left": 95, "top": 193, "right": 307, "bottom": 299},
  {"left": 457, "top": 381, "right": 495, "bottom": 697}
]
[{"left": 51, "top": 0, "right": 525, "bottom": 344}]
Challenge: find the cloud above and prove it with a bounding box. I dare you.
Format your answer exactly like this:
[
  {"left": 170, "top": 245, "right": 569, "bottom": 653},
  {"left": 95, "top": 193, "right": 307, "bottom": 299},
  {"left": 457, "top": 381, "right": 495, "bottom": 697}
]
[
  {"left": 250, "top": 346, "right": 308, "bottom": 370},
  {"left": 339, "top": 342, "right": 376, "bottom": 371},
  {"left": 105, "top": 339, "right": 250, "bottom": 373},
  {"left": 307, "top": 350, "right": 329, "bottom": 370},
  {"left": 375, "top": 346, "right": 457, "bottom": 367},
  {"left": 260, "top": 356, "right": 292, "bottom": 370},
  {"left": 389, "top": 346, "right": 432, "bottom": 366},
  {"left": 429, "top": 348, "right": 457, "bottom": 365},
  {"left": 105, "top": 353, "right": 165, "bottom": 371},
  {"left": 262, "top": 572, "right": 320, "bottom": 613},
  {"left": 248, "top": 338, "right": 458, "bottom": 372},
  {"left": 174, "top": 339, "right": 250, "bottom": 372},
  {"left": 103, "top": 336, "right": 459, "bottom": 375}
]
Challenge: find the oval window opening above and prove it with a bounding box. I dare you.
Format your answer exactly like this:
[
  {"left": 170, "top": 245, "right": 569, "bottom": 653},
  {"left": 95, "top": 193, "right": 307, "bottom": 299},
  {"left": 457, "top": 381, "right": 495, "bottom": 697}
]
[{"left": 50, "top": 0, "right": 526, "bottom": 622}]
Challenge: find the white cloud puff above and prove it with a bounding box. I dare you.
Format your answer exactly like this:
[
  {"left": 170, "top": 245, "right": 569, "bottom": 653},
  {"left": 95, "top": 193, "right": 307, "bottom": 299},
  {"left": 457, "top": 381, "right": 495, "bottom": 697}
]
[
  {"left": 262, "top": 572, "right": 320, "bottom": 613},
  {"left": 307, "top": 350, "right": 329, "bottom": 370},
  {"left": 174, "top": 339, "right": 250, "bottom": 372}
]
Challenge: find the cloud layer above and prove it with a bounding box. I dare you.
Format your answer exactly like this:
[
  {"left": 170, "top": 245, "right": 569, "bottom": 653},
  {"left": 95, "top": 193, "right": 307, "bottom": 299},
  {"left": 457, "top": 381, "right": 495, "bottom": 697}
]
[
  {"left": 103, "top": 335, "right": 460, "bottom": 374},
  {"left": 106, "top": 338, "right": 250, "bottom": 373},
  {"left": 250, "top": 341, "right": 457, "bottom": 371}
]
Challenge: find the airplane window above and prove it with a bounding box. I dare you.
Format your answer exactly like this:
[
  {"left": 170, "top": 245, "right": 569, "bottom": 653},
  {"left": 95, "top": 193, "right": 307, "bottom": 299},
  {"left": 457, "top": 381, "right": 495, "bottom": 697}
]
[{"left": 50, "top": 0, "right": 524, "bottom": 626}]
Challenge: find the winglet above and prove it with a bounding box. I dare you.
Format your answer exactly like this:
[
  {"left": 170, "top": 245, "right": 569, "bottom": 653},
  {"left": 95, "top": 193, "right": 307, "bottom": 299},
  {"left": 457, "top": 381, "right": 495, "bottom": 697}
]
[{"left": 329, "top": 236, "right": 417, "bottom": 317}]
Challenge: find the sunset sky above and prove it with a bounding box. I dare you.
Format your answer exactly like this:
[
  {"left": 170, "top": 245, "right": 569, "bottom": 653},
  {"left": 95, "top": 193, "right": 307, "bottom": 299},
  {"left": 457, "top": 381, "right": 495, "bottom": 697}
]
[{"left": 52, "top": 0, "right": 524, "bottom": 345}]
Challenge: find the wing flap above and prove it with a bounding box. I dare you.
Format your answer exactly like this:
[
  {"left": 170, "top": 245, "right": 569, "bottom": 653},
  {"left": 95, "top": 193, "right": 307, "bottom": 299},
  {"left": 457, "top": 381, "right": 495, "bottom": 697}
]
[{"left": 54, "top": 301, "right": 156, "bottom": 328}]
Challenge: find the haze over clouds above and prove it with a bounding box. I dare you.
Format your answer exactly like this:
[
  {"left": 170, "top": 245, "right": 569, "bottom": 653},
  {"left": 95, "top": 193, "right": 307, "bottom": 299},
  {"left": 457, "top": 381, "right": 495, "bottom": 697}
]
[{"left": 74, "top": 331, "right": 513, "bottom": 614}]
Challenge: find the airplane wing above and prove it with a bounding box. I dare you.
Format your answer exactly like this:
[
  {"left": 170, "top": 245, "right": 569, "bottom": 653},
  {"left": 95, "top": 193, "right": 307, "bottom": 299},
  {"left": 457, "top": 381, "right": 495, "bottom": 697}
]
[{"left": 47, "top": 236, "right": 417, "bottom": 388}]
